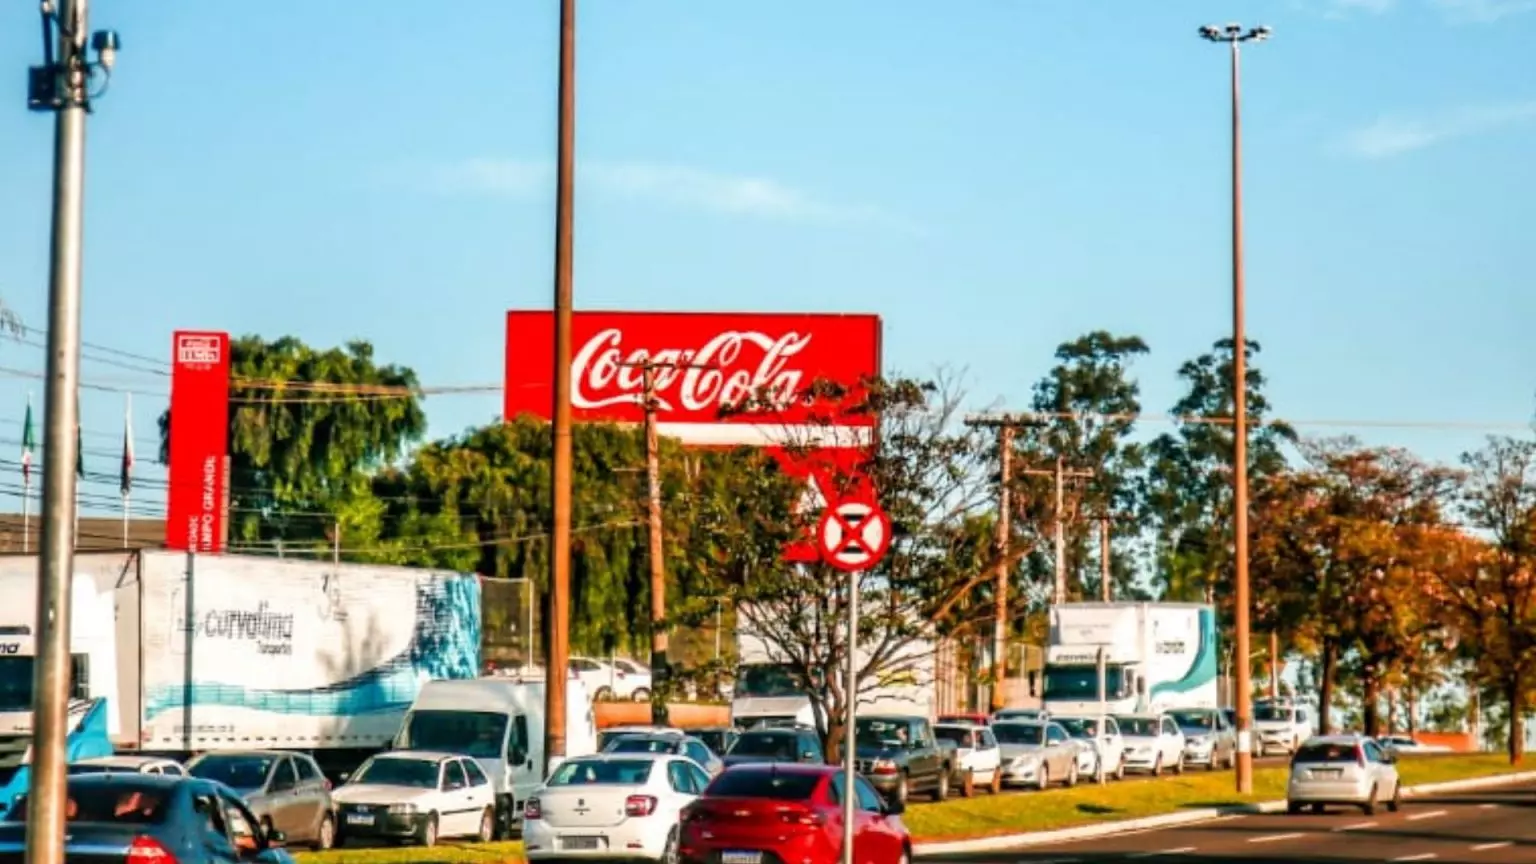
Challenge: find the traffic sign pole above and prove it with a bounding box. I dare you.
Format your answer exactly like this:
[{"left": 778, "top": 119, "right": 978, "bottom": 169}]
[{"left": 815, "top": 499, "right": 892, "bottom": 864}]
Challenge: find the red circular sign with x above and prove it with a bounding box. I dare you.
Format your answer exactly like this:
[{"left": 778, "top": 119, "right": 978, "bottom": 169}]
[{"left": 815, "top": 498, "right": 892, "bottom": 572}]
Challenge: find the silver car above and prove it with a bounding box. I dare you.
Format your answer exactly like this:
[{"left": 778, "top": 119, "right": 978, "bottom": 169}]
[
  {"left": 992, "top": 720, "right": 1079, "bottom": 789},
  {"left": 1169, "top": 708, "right": 1236, "bottom": 770},
  {"left": 185, "top": 750, "right": 336, "bottom": 849},
  {"left": 1286, "top": 735, "right": 1401, "bottom": 815}
]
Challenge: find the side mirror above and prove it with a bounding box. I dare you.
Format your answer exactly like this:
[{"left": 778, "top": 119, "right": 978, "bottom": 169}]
[
  {"left": 883, "top": 797, "right": 905, "bottom": 816},
  {"left": 266, "top": 829, "right": 287, "bottom": 847},
  {"left": 337, "top": 772, "right": 351, "bottom": 784}
]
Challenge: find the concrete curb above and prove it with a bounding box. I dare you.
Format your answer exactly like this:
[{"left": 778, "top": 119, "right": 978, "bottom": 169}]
[{"left": 911, "top": 770, "right": 1536, "bottom": 857}]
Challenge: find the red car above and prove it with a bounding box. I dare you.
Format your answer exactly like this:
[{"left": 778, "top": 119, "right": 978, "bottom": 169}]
[{"left": 679, "top": 764, "right": 910, "bottom": 864}]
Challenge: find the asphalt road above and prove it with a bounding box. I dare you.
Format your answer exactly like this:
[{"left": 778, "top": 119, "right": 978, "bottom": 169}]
[
  {"left": 964, "top": 754, "right": 1287, "bottom": 800},
  {"left": 921, "top": 778, "right": 1536, "bottom": 863}
]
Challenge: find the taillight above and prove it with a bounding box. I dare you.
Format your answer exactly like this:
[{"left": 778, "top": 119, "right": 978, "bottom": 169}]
[
  {"left": 779, "top": 807, "right": 825, "bottom": 827},
  {"left": 524, "top": 797, "right": 542, "bottom": 820},
  {"left": 126, "top": 836, "right": 176, "bottom": 863},
  {"left": 625, "top": 795, "right": 658, "bottom": 817}
]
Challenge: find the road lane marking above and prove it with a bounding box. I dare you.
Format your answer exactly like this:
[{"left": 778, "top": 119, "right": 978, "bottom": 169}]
[
  {"left": 1390, "top": 855, "right": 1437, "bottom": 861},
  {"left": 1471, "top": 842, "right": 1513, "bottom": 851},
  {"left": 1336, "top": 821, "right": 1377, "bottom": 831},
  {"left": 1407, "top": 809, "right": 1447, "bottom": 821},
  {"left": 1248, "top": 832, "right": 1304, "bottom": 843},
  {"left": 1128, "top": 848, "right": 1196, "bottom": 858}
]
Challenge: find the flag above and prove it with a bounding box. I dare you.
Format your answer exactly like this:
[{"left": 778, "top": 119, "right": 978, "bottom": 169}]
[
  {"left": 21, "top": 397, "right": 35, "bottom": 486},
  {"left": 120, "top": 396, "right": 134, "bottom": 496}
]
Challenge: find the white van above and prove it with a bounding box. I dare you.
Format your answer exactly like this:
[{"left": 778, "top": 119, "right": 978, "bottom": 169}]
[{"left": 392, "top": 678, "right": 596, "bottom": 837}]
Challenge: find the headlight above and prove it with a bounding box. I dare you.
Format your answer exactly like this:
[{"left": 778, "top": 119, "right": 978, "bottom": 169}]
[
  {"left": 1188, "top": 737, "right": 1207, "bottom": 746},
  {"left": 387, "top": 803, "right": 418, "bottom": 815}
]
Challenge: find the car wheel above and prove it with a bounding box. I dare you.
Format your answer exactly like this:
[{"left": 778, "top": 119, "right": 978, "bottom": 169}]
[
  {"left": 1286, "top": 800, "right": 1302, "bottom": 815},
  {"left": 1036, "top": 766, "right": 1049, "bottom": 791},
  {"left": 419, "top": 813, "right": 439, "bottom": 847},
  {"left": 895, "top": 773, "right": 910, "bottom": 806},
  {"left": 960, "top": 770, "right": 975, "bottom": 798},
  {"left": 1065, "top": 761, "right": 1078, "bottom": 787},
  {"left": 1361, "top": 786, "right": 1378, "bottom": 816},
  {"left": 1152, "top": 755, "right": 1163, "bottom": 777},
  {"left": 593, "top": 686, "right": 613, "bottom": 701},
  {"left": 477, "top": 807, "right": 495, "bottom": 843},
  {"left": 662, "top": 826, "right": 681, "bottom": 864},
  {"left": 1387, "top": 782, "right": 1402, "bottom": 813},
  {"left": 989, "top": 770, "right": 1003, "bottom": 794},
  {"left": 313, "top": 814, "right": 335, "bottom": 851},
  {"left": 1114, "top": 758, "right": 1126, "bottom": 781},
  {"left": 632, "top": 688, "right": 651, "bottom": 702},
  {"left": 932, "top": 770, "right": 949, "bottom": 801},
  {"left": 1172, "top": 754, "right": 1185, "bottom": 776}
]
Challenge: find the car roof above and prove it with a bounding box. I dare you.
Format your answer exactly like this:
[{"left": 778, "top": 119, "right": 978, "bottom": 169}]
[
  {"left": 565, "top": 751, "right": 677, "bottom": 763},
  {"left": 374, "top": 750, "right": 462, "bottom": 762},
  {"left": 64, "top": 772, "right": 191, "bottom": 791},
  {"left": 722, "top": 762, "right": 837, "bottom": 776},
  {"left": 993, "top": 719, "right": 1044, "bottom": 728},
  {"left": 191, "top": 749, "right": 292, "bottom": 760},
  {"left": 74, "top": 755, "right": 176, "bottom": 768},
  {"left": 1306, "top": 734, "right": 1367, "bottom": 745}
]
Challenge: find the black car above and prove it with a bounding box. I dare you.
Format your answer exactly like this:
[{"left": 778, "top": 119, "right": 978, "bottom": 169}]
[
  {"left": 722, "top": 727, "right": 824, "bottom": 767},
  {"left": 0, "top": 773, "right": 295, "bottom": 864}
]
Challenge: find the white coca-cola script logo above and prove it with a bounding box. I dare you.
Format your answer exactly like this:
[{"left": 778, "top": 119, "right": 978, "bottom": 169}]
[{"left": 571, "top": 328, "right": 813, "bottom": 414}]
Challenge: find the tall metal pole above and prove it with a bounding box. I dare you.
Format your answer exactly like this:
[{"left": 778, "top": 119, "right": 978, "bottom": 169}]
[
  {"left": 641, "top": 366, "right": 669, "bottom": 725},
  {"left": 841, "top": 563, "right": 860, "bottom": 864},
  {"left": 545, "top": 0, "right": 576, "bottom": 774},
  {"left": 990, "top": 424, "right": 1013, "bottom": 712},
  {"left": 27, "top": 3, "right": 91, "bottom": 862}
]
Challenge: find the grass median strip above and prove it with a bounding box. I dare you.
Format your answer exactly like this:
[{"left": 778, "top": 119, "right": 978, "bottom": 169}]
[
  {"left": 295, "top": 841, "right": 526, "bottom": 864},
  {"left": 903, "top": 753, "right": 1524, "bottom": 842}
]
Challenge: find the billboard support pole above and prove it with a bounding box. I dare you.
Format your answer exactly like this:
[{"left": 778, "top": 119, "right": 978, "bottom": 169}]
[{"left": 545, "top": 0, "right": 577, "bottom": 779}]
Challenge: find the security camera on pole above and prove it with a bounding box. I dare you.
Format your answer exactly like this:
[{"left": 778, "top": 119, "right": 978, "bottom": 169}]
[{"left": 815, "top": 497, "right": 891, "bottom": 864}]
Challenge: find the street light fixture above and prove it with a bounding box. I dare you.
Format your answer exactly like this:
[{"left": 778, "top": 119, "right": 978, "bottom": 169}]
[{"left": 1198, "top": 20, "right": 1270, "bottom": 797}]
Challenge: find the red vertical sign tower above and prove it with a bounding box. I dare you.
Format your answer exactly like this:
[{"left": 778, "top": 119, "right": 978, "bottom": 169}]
[{"left": 165, "top": 330, "right": 231, "bottom": 553}]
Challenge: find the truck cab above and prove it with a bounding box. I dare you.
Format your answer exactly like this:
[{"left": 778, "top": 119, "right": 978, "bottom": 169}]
[
  {"left": 1040, "top": 602, "right": 1219, "bottom": 717},
  {"left": 393, "top": 677, "right": 596, "bottom": 837}
]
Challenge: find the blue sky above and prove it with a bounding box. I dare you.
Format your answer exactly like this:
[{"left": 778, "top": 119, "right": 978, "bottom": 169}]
[{"left": 1, "top": 0, "right": 1534, "bottom": 521}]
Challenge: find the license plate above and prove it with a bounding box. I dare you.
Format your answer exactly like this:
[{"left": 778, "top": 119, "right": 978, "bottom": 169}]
[
  {"left": 1314, "top": 769, "right": 1342, "bottom": 778},
  {"left": 722, "top": 852, "right": 762, "bottom": 864},
  {"left": 563, "top": 836, "right": 602, "bottom": 850},
  {"left": 345, "top": 813, "right": 375, "bottom": 826}
]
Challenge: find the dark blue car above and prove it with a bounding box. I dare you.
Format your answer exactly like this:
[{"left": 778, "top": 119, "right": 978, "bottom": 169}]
[{"left": 0, "top": 773, "right": 295, "bottom": 863}]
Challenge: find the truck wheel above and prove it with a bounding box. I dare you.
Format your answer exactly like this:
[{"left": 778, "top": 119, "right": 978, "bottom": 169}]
[
  {"left": 931, "top": 770, "right": 949, "bottom": 801},
  {"left": 960, "top": 770, "right": 974, "bottom": 797}
]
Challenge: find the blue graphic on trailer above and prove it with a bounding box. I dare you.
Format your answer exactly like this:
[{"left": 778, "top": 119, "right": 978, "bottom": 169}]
[
  {"left": 0, "top": 698, "right": 113, "bottom": 819},
  {"left": 144, "top": 574, "right": 481, "bottom": 719},
  {"left": 1150, "top": 608, "right": 1218, "bottom": 698}
]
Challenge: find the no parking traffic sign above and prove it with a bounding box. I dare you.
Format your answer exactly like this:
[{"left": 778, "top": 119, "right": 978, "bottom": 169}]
[{"left": 815, "top": 499, "right": 891, "bottom": 572}]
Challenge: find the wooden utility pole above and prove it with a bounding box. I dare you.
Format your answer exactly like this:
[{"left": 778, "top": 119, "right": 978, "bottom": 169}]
[
  {"left": 963, "top": 415, "right": 1027, "bottom": 712},
  {"left": 1017, "top": 458, "right": 1094, "bottom": 605},
  {"left": 621, "top": 358, "right": 709, "bottom": 725},
  {"left": 1099, "top": 518, "right": 1111, "bottom": 602},
  {"left": 1269, "top": 631, "right": 1280, "bottom": 700}
]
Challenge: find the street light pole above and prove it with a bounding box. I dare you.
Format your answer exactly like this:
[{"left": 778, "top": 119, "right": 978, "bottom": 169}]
[
  {"left": 23, "top": 3, "right": 119, "bottom": 863},
  {"left": 1199, "top": 20, "right": 1269, "bottom": 796}
]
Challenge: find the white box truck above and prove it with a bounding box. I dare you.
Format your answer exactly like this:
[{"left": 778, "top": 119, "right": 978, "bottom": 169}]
[
  {"left": 0, "top": 549, "right": 482, "bottom": 795},
  {"left": 1041, "top": 602, "right": 1219, "bottom": 716},
  {"left": 730, "top": 612, "right": 935, "bottom": 729}
]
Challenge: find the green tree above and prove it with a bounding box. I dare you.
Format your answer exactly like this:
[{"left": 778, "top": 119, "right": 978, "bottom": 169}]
[
  {"left": 157, "top": 335, "right": 427, "bottom": 551},
  {"left": 1144, "top": 338, "right": 1296, "bottom": 604},
  {"left": 1015, "top": 331, "right": 1151, "bottom": 602}
]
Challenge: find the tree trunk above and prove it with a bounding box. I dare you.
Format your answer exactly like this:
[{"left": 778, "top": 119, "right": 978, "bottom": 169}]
[
  {"left": 1507, "top": 677, "right": 1525, "bottom": 765},
  {"left": 1407, "top": 684, "right": 1418, "bottom": 736},
  {"left": 825, "top": 713, "right": 847, "bottom": 764},
  {"left": 1362, "top": 665, "right": 1382, "bottom": 738},
  {"left": 1318, "top": 640, "right": 1338, "bottom": 735},
  {"left": 1386, "top": 688, "right": 1399, "bottom": 733}
]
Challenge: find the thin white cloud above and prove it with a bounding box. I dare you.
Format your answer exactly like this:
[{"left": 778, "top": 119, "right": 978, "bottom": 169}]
[
  {"left": 435, "top": 158, "right": 916, "bottom": 231},
  {"left": 1340, "top": 100, "right": 1536, "bottom": 158},
  {"left": 1431, "top": 0, "right": 1536, "bottom": 22}
]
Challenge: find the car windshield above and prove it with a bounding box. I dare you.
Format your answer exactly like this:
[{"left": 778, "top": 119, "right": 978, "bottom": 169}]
[
  {"left": 934, "top": 727, "right": 974, "bottom": 747},
  {"left": 1115, "top": 717, "right": 1159, "bottom": 737},
  {"left": 991, "top": 723, "right": 1044, "bottom": 745},
  {"left": 1255, "top": 706, "right": 1293, "bottom": 723},
  {"left": 352, "top": 757, "right": 440, "bottom": 788},
  {"left": 11, "top": 781, "right": 170, "bottom": 825},
  {"left": 187, "top": 755, "right": 272, "bottom": 790},
  {"left": 705, "top": 770, "right": 820, "bottom": 799},
  {"left": 855, "top": 719, "right": 910, "bottom": 747},
  {"left": 1170, "top": 711, "right": 1215, "bottom": 730},
  {"left": 1053, "top": 717, "right": 1100, "bottom": 738},
  {"left": 735, "top": 664, "right": 805, "bottom": 698},
  {"left": 695, "top": 730, "right": 734, "bottom": 754},
  {"left": 398, "top": 710, "right": 508, "bottom": 760},
  {"left": 66, "top": 764, "right": 136, "bottom": 776},
  {"left": 1294, "top": 742, "right": 1361, "bottom": 764},
  {"left": 729, "top": 733, "right": 797, "bottom": 758},
  {"left": 606, "top": 736, "right": 679, "bottom": 755},
  {"left": 547, "top": 759, "right": 654, "bottom": 786}
]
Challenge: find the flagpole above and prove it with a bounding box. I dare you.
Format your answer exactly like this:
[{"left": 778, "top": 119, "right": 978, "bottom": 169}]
[
  {"left": 121, "top": 392, "right": 131, "bottom": 548},
  {"left": 22, "top": 392, "right": 33, "bottom": 554}
]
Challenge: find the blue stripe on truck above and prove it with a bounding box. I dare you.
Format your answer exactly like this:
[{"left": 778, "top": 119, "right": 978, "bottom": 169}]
[
  {"left": 1150, "top": 607, "right": 1218, "bottom": 698},
  {"left": 143, "top": 573, "right": 480, "bottom": 719}
]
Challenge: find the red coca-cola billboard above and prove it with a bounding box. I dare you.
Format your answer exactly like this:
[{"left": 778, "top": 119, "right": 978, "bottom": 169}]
[
  {"left": 165, "top": 331, "right": 231, "bottom": 554},
  {"left": 503, "top": 311, "right": 882, "bottom": 561}
]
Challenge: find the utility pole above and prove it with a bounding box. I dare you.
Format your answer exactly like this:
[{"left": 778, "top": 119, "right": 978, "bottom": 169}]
[
  {"left": 962, "top": 415, "right": 1024, "bottom": 712},
  {"left": 545, "top": 0, "right": 577, "bottom": 779},
  {"left": 1018, "top": 458, "right": 1094, "bottom": 606},
  {"left": 1099, "top": 518, "right": 1112, "bottom": 603},
  {"left": 1269, "top": 631, "right": 1280, "bottom": 700},
  {"left": 1200, "top": 20, "right": 1270, "bottom": 795},
  {"left": 620, "top": 358, "right": 710, "bottom": 726},
  {"left": 24, "top": 4, "right": 119, "bottom": 864}
]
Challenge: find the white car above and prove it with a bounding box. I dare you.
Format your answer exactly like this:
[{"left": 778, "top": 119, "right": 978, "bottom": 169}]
[
  {"left": 1114, "top": 714, "right": 1186, "bottom": 775},
  {"left": 66, "top": 756, "right": 186, "bottom": 776},
  {"left": 572, "top": 657, "right": 652, "bottom": 702},
  {"left": 1053, "top": 715, "right": 1127, "bottom": 781},
  {"left": 1254, "top": 701, "right": 1315, "bottom": 756},
  {"left": 1286, "top": 735, "right": 1402, "bottom": 815},
  {"left": 608, "top": 657, "right": 655, "bottom": 702},
  {"left": 332, "top": 750, "right": 497, "bottom": 848},
  {"left": 934, "top": 723, "right": 1003, "bottom": 794},
  {"left": 992, "top": 708, "right": 1047, "bottom": 723},
  {"left": 523, "top": 753, "right": 711, "bottom": 862},
  {"left": 603, "top": 731, "right": 724, "bottom": 776},
  {"left": 1376, "top": 734, "right": 1450, "bottom": 754}
]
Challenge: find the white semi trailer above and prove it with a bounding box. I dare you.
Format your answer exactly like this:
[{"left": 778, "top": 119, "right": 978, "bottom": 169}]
[{"left": 1041, "top": 602, "right": 1220, "bottom": 716}]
